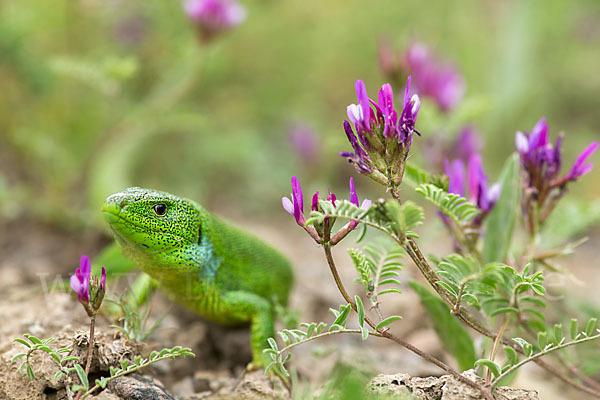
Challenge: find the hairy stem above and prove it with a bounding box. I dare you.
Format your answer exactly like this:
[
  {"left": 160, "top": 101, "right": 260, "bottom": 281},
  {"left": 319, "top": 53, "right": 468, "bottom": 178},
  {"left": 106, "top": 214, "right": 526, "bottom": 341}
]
[
  {"left": 322, "top": 244, "right": 491, "bottom": 399},
  {"left": 74, "top": 315, "right": 95, "bottom": 400},
  {"left": 486, "top": 317, "right": 510, "bottom": 385}
]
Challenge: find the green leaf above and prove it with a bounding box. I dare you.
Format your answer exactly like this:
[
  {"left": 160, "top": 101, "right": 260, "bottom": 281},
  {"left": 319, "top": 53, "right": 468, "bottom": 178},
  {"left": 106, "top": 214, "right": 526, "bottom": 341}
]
[
  {"left": 538, "top": 332, "right": 548, "bottom": 349},
  {"left": 332, "top": 304, "right": 352, "bottom": 328},
  {"left": 277, "top": 331, "right": 290, "bottom": 346},
  {"left": 74, "top": 364, "right": 89, "bottom": 390},
  {"left": 11, "top": 353, "right": 26, "bottom": 362},
  {"left": 436, "top": 281, "right": 458, "bottom": 297},
  {"left": 474, "top": 359, "right": 502, "bottom": 378},
  {"left": 553, "top": 324, "right": 564, "bottom": 345},
  {"left": 375, "top": 315, "right": 402, "bottom": 330},
  {"left": 13, "top": 338, "right": 31, "bottom": 348},
  {"left": 403, "top": 163, "right": 438, "bottom": 188},
  {"left": 61, "top": 356, "right": 80, "bottom": 363},
  {"left": 570, "top": 319, "right": 578, "bottom": 340},
  {"left": 48, "top": 352, "right": 61, "bottom": 364},
  {"left": 416, "top": 184, "right": 480, "bottom": 226},
  {"left": 483, "top": 153, "right": 520, "bottom": 262},
  {"left": 355, "top": 296, "right": 365, "bottom": 328},
  {"left": 361, "top": 326, "right": 369, "bottom": 341},
  {"left": 267, "top": 338, "right": 278, "bottom": 351},
  {"left": 120, "top": 359, "right": 129, "bottom": 371},
  {"left": 53, "top": 370, "right": 65, "bottom": 382},
  {"left": 71, "top": 385, "right": 86, "bottom": 393},
  {"left": 503, "top": 346, "right": 518, "bottom": 366},
  {"left": 410, "top": 281, "right": 476, "bottom": 371},
  {"left": 586, "top": 318, "right": 598, "bottom": 337},
  {"left": 26, "top": 364, "right": 35, "bottom": 380},
  {"left": 377, "top": 288, "right": 403, "bottom": 296},
  {"left": 489, "top": 307, "right": 519, "bottom": 317},
  {"left": 315, "top": 322, "right": 327, "bottom": 335},
  {"left": 24, "top": 334, "right": 42, "bottom": 345}
]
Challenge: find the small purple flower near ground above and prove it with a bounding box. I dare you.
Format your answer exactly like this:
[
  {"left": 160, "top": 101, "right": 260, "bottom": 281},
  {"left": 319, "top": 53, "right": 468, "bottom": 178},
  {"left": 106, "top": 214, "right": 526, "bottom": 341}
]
[
  {"left": 70, "top": 255, "right": 91, "bottom": 304},
  {"left": 70, "top": 255, "right": 107, "bottom": 317},
  {"left": 184, "top": 0, "right": 246, "bottom": 41}
]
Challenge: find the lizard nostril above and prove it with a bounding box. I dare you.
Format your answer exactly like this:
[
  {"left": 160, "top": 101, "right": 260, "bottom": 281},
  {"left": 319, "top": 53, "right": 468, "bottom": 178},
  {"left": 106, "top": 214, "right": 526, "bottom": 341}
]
[{"left": 119, "top": 201, "right": 126, "bottom": 209}]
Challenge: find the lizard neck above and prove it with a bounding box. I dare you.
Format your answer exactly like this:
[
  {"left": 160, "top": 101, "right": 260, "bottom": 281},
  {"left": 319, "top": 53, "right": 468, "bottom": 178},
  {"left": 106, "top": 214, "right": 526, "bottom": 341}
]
[{"left": 123, "top": 233, "right": 222, "bottom": 290}]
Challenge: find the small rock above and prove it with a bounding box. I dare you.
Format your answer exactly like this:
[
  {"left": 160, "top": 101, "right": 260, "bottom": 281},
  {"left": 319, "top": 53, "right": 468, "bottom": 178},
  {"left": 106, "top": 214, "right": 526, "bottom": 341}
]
[{"left": 108, "top": 374, "right": 174, "bottom": 400}]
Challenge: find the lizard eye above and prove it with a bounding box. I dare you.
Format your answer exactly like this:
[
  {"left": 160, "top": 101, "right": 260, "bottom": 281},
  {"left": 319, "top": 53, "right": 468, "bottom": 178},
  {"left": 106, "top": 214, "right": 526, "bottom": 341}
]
[{"left": 153, "top": 204, "right": 167, "bottom": 216}]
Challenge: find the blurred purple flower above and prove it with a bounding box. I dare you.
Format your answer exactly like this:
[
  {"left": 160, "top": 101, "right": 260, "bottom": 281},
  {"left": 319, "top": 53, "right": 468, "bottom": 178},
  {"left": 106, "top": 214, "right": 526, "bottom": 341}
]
[
  {"left": 565, "top": 142, "right": 599, "bottom": 181},
  {"left": 449, "top": 126, "right": 482, "bottom": 163},
  {"left": 70, "top": 255, "right": 91, "bottom": 304},
  {"left": 378, "top": 39, "right": 404, "bottom": 85},
  {"left": 468, "top": 154, "right": 500, "bottom": 214},
  {"left": 115, "top": 15, "right": 147, "bottom": 46},
  {"left": 444, "top": 159, "right": 466, "bottom": 196},
  {"left": 405, "top": 42, "right": 465, "bottom": 112},
  {"left": 288, "top": 123, "right": 318, "bottom": 163},
  {"left": 184, "top": 0, "right": 246, "bottom": 40},
  {"left": 444, "top": 154, "right": 499, "bottom": 216}
]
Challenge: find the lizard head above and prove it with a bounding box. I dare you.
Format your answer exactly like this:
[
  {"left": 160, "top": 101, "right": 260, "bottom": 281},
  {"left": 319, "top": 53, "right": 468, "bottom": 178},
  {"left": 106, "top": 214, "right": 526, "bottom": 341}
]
[{"left": 102, "top": 187, "right": 201, "bottom": 255}]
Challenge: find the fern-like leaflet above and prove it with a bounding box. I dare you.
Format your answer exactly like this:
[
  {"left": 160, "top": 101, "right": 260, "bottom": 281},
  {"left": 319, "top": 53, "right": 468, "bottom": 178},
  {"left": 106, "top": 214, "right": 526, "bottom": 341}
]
[{"left": 416, "top": 184, "right": 480, "bottom": 227}]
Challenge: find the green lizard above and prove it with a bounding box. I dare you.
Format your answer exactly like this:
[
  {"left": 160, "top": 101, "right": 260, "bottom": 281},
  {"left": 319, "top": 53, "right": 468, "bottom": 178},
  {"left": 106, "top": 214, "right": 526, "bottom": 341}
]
[{"left": 102, "top": 187, "right": 293, "bottom": 367}]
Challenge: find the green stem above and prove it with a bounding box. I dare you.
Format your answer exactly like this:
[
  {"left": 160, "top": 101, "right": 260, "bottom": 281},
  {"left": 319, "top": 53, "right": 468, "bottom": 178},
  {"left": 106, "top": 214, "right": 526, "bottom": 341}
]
[
  {"left": 486, "top": 317, "right": 510, "bottom": 385},
  {"left": 277, "top": 329, "right": 384, "bottom": 355},
  {"left": 490, "top": 333, "right": 600, "bottom": 391}
]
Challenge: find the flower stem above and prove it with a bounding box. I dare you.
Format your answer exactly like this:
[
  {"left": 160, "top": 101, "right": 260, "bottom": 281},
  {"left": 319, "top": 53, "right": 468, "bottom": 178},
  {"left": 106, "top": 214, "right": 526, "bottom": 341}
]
[{"left": 322, "top": 244, "right": 491, "bottom": 398}]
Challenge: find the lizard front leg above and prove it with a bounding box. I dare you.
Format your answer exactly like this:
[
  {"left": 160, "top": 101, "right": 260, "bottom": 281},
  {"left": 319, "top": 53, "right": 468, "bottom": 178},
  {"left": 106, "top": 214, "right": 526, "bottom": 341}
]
[{"left": 221, "top": 291, "right": 275, "bottom": 368}]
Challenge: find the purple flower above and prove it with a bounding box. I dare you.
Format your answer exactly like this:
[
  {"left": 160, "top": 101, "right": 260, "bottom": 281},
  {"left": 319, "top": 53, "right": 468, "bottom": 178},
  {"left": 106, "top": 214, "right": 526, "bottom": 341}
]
[
  {"left": 99, "top": 267, "right": 106, "bottom": 291},
  {"left": 444, "top": 159, "right": 465, "bottom": 196},
  {"left": 444, "top": 154, "right": 499, "bottom": 216},
  {"left": 184, "top": 0, "right": 246, "bottom": 40},
  {"left": 516, "top": 118, "right": 598, "bottom": 199},
  {"left": 340, "top": 77, "right": 421, "bottom": 179},
  {"left": 288, "top": 123, "right": 318, "bottom": 162},
  {"left": 468, "top": 154, "right": 499, "bottom": 213},
  {"left": 405, "top": 42, "right": 465, "bottom": 112},
  {"left": 450, "top": 126, "right": 482, "bottom": 163},
  {"left": 378, "top": 83, "right": 398, "bottom": 138},
  {"left": 70, "top": 255, "right": 91, "bottom": 304},
  {"left": 348, "top": 177, "right": 372, "bottom": 230},
  {"left": 398, "top": 76, "right": 421, "bottom": 144},
  {"left": 566, "top": 142, "right": 599, "bottom": 181},
  {"left": 339, "top": 120, "right": 372, "bottom": 174},
  {"left": 282, "top": 177, "right": 306, "bottom": 226}
]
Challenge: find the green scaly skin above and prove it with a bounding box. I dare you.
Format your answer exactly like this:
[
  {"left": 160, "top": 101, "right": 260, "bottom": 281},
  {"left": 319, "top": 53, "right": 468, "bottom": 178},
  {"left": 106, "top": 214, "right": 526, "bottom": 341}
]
[{"left": 102, "top": 187, "right": 293, "bottom": 367}]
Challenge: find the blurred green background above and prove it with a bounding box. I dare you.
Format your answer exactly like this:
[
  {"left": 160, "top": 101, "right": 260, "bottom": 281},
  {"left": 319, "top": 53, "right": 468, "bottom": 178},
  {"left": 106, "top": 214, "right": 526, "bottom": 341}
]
[{"left": 1, "top": 0, "right": 599, "bottom": 229}]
